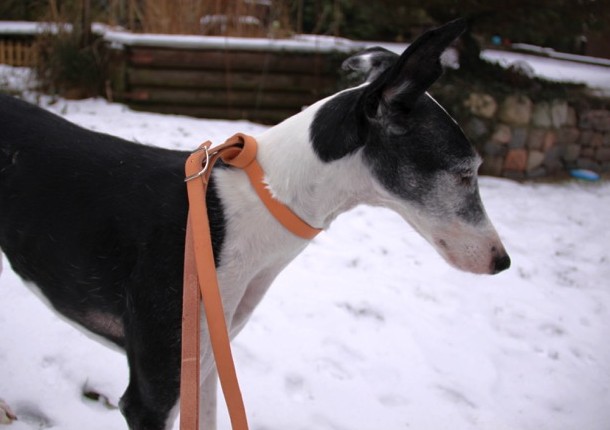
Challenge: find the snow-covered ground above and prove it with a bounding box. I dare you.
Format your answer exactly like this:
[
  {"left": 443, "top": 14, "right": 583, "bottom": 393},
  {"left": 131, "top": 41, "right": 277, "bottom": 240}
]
[{"left": 1, "top": 65, "right": 610, "bottom": 430}]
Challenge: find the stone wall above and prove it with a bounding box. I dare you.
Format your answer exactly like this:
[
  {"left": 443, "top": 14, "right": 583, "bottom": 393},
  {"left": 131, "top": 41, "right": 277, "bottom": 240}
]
[{"left": 440, "top": 91, "right": 610, "bottom": 179}]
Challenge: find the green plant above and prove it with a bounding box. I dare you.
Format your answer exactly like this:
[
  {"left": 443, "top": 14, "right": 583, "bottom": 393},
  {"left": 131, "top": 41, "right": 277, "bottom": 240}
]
[{"left": 35, "top": 26, "right": 106, "bottom": 99}]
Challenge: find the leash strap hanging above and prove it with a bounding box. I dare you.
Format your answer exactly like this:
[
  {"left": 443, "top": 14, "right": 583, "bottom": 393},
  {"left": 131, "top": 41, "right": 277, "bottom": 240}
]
[{"left": 181, "top": 134, "right": 321, "bottom": 430}]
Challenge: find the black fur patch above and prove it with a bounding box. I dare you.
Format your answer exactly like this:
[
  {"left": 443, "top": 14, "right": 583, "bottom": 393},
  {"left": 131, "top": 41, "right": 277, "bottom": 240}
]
[
  {"left": 0, "top": 96, "right": 226, "bottom": 334},
  {"left": 309, "top": 88, "right": 366, "bottom": 162},
  {"left": 0, "top": 94, "right": 227, "bottom": 428},
  {"left": 370, "top": 102, "right": 474, "bottom": 204},
  {"left": 341, "top": 46, "right": 399, "bottom": 83}
]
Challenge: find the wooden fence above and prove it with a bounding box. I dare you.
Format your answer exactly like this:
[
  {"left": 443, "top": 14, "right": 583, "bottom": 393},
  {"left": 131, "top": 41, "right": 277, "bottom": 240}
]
[
  {"left": 0, "top": 22, "right": 361, "bottom": 125},
  {"left": 0, "top": 37, "right": 37, "bottom": 67},
  {"left": 107, "top": 35, "right": 360, "bottom": 124}
]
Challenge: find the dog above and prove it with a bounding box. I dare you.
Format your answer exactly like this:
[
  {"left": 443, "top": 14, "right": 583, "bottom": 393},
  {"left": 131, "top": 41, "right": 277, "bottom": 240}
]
[{"left": 0, "top": 19, "right": 509, "bottom": 430}]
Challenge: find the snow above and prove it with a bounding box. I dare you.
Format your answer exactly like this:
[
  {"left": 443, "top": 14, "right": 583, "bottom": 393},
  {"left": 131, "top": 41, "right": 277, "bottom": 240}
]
[
  {"left": 0, "top": 66, "right": 34, "bottom": 94},
  {"left": 510, "top": 43, "right": 610, "bottom": 67},
  {"left": 0, "top": 21, "right": 363, "bottom": 54},
  {"left": 369, "top": 42, "right": 610, "bottom": 94},
  {"left": 1, "top": 70, "right": 610, "bottom": 430},
  {"left": 0, "top": 21, "right": 75, "bottom": 36},
  {"left": 0, "top": 21, "right": 47, "bottom": 35},
  {"left": 481, "top": 50, "right": 610, "bottom": 94},
  {"left": 103, "top": 30, "right": 362, "bottom": 53}
]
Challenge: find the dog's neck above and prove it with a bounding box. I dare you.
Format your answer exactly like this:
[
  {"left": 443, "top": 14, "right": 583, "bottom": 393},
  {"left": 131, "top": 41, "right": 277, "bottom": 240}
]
[
  {"left": 211, "top": 99, "right": 384, "bottom": 341},
  {"left": 254, "top": 99, "right": 379, "bottom": 231}
]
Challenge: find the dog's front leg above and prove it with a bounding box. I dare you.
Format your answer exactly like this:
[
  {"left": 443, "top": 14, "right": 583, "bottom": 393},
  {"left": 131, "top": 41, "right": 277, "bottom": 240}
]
[
  {"left": 0, "top": 398, "right": 17, "bottom": 424},
  {"left": 119, "top": 294, "right": 182, "bottom": 430},
  {"left": 200, "top": 368, "right": 218, "bottom": 430}
]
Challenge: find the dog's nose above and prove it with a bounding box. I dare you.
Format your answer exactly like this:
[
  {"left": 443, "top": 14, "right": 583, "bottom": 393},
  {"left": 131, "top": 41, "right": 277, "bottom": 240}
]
[{"left": 491, "top": 254, "right": 511, "bottom": 274}]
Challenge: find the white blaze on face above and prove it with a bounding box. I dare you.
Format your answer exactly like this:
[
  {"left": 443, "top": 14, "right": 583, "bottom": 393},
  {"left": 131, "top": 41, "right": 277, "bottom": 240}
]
[
  {"left": 373, "top": 179, "right": 509, "bottom": 275},
  {"left": 408, "top": 207, "right": 508, "bottom": 275},
  {"left": 429, "top": 218, "right": 507, "bottom": 274}
]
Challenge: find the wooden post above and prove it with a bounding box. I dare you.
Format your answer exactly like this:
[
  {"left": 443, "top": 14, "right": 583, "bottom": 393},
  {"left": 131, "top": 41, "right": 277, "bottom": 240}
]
[
  {"left": 128, "top": 0, "right": 136, "bottom": 31},
  {"left": 49, "top": 0, "right": 60, "bottom": 22},
  {"left": 80, "top": 0, "right": 92, "bottom": 47},
  {"left": 296, "top": 0, "right": 304, "bottom": 34},
  {"left": 7, "top": 40, "right": 13, "bottom": 66},
  {"left": 332, "top": 0, "right": 341, "bottom": 37}
]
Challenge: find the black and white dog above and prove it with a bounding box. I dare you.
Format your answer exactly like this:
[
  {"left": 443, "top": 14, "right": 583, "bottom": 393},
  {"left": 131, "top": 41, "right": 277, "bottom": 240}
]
[{"left": 0, "top": 19, "right": 509, "bottom": 430}]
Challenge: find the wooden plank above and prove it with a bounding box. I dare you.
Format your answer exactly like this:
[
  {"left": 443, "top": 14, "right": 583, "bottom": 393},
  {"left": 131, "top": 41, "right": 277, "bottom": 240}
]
[
  {"left": 7, "top": 40, "right": 13, "bottom": 65},
  {"left": 107, "top": 49, "right": 128, "bottom": 96},
  {"left": 28, "top": 41, "right": 36, "bottom": 66},
  {"left": 124, "top": 87, "right": 319, "bottom": 109},
  {"left": 16, "top": 42, "right": 23, "bottom": 66},
  {"left": 0, "top": 38, "right": 36, "bottom": 67},
  {"left": 128, "top": 103, "right": 297, "bottom": 125},
  {"left": 127, "top": 68, "right": 338, "bottom": 94},
  {"left": 107, "top": 42, "right": 349, "bottom": 123},
  {"left": 129, "top": 48, "right": 340, "bottom": 74}
]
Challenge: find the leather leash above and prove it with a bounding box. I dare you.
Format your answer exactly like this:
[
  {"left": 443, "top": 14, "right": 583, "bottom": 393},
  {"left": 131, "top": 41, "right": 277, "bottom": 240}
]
[{"left": 181, "top": 133, "right": 321, "bottom": 430}]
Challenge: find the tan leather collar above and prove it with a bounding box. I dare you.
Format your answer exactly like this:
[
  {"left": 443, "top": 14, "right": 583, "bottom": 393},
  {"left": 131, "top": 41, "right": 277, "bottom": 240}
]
[{"left": 186, "top": 133, "right": 321, "bottom": 240}]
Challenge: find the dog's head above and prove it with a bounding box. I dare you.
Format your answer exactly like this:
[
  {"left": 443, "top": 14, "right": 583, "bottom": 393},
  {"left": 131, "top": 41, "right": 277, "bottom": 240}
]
[{"left": 310, "top": 19, "right": 510, "bottom": 275}]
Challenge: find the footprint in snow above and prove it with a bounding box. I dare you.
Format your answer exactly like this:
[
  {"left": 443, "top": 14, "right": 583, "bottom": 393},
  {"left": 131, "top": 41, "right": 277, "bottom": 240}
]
[
  {"left": 284, "top": 373, "right": 311, "bottom": 403},
  {"left": 336, "top": 302, "right": 384, "bottom": 323},
  {"left": 315, "top": 357, "right": 352, "bottom": 381},
  {"left": 9, "top": 401, "right": 53, "bottom": 429},
  {"left": 539, "top": 322, "right": 565, "bottom": 337},
  {"left": 436, "top": 385, "right": 477, "bottom": 409},
  {"left": 378, "top": 393, "right": 409, "bottom": 407}
]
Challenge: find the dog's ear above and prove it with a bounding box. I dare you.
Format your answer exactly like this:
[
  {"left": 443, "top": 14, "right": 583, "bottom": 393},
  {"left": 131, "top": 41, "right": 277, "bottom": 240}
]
[
  {"left": 364, "top": 18, "right": 466, "bottom": 116},
  {"left": 342, "top": 47, "right": 399, "bottom": 83}
]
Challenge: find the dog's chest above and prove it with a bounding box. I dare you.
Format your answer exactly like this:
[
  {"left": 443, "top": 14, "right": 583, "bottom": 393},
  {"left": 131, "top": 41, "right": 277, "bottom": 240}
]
[{"left": 212, "top": 167, "right": 309, "bottom": 329}]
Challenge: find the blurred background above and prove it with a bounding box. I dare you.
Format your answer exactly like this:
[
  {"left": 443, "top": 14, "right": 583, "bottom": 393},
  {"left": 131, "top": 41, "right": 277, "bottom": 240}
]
[
  {"left": 1, "top": 0, "right": 609, "bottom": 178},
  {"left": 1, "top": 0, "right": 609, "bottom": 55}
]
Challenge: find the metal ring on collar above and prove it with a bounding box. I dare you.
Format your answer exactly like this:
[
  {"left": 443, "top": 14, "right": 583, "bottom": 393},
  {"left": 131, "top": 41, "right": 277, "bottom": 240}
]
[{"left": 184, "top": 144, "right": 210, "bottom": 182}]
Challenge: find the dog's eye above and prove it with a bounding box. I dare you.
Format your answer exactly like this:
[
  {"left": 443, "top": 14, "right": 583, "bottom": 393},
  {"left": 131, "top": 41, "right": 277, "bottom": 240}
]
[{"left": 457, "top": 173, "right": 474, "bottom": 186}]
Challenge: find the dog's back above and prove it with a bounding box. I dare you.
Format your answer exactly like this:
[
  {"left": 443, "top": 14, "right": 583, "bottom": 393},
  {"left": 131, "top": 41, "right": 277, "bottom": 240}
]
[{"left": 0, "top": 95, "right": 193, "bottom": 347}]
